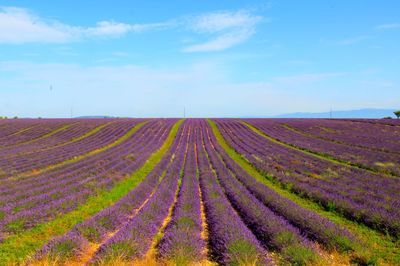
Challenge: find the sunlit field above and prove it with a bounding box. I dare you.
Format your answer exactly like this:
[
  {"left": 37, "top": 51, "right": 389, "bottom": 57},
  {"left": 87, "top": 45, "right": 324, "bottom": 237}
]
[{"left": 0, "top": 118, "right": 399, "bottom": 265}]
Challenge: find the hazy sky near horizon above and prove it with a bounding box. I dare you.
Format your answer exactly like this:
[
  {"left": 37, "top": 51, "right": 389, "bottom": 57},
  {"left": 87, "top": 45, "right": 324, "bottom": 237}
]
[{"left": 0, "top": 1, "right": 399, "bottom": 118}]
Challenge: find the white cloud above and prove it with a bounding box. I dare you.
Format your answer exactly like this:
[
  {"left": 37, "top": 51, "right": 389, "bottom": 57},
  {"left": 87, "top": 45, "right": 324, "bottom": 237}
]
[
  {"left": 0, "top": 7, "right": 168, "bottom": 43},
  {"left": 85, "top": 21, "right": 168, "bottom": 37},
  {"left": 188, "top": 10, "right": 261, "bottom": 33},
  {"left": 0, "top": 7, "right": 72, "bottom": 43},
  {"left": 337, "top": 35, "right": 371, "bottom": 45},
  {"left": 375, "top": 23, "right": 400, "bottom": 30},
  {"left": 0, "top": 6, "right": 263, "bottom": 52},
  {"left": 182, "top": 29, "right": 253, "bottom": 52},
  {"left": 183, "top": 10, "right": 263, "bottom": 52}
]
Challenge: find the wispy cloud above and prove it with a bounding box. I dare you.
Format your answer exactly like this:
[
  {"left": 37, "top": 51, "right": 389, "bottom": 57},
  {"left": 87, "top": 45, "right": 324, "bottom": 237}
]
[
  {"left": 375, "top": 23, "right": 400, "bottom": 30},
  {"left": 182, "top": 10, "right": 263, "bottom": 52},
  {"left": 187, "top": 10, "right": 261, "bottom": 33},
  {"left": 0, "top": 7, "right": 169, "bottom": 43},
  {"left": 182, "top": 29, "right": 254, "bottom": 52},
  {"left": 0, "top": 6, "right": 264, "bottom": 52},
  {"left": 337, "top": 35, "right": 371, "bottom": 45}
]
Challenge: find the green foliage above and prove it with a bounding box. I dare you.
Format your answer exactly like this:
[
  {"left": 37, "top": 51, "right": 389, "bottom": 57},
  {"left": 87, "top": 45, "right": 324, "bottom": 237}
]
[
  {"left": 98, "top": 241, "right": 139, "bottom": 263},
  {"left": 394, "top": 110, "right": 400, "bottom": 118},
  {"left": 282, "top": 244, "right": 319, "bottom": 266},
  {"left": 48, "top": 239, "right": 78, "bottom": 261},
  {"left": 227, "top": 239, "right": 263, "bottom": 266},
  {"left": 273, "top": 231, "right": 320, "bottom": 265},
  {"left": 5, "top": 218, "right": 26, "bottom": 233},
  {"left": 182, "top": 203, "right": 193, "bottom": 211},
  {"left": 176, "top": 217, "right": 195, "bottom": 227},
  {"left": 350, "top": 250, "right": 379, "bottom": 266},
  {"left": 77, "top": 225, "right": 101, "bottom": 242},
  {"left": 274, "top": 231, "right": 298, "bottom": 247},
  {"left": 169, "top": 245, "right": 196, "bottom": 266},
  {"left": 98, "top": 216, "right": 113, "bottom": 230}
]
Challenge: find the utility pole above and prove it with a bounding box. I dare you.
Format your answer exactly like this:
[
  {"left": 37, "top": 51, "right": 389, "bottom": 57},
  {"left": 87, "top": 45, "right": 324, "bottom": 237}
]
[{"left": 183, "top": 106, "right": 186, "bottom": 118}]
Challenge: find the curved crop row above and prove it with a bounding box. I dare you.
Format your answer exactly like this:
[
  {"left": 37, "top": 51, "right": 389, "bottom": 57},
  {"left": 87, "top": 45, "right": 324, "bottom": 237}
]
[
  {"left": 0, "top": 120, "right": 139, "bottom": 177},
  {"left": 34, "top": 121, "right": 188, "bottom": 264},
  {"left": 89, "top": 122, "right": 189, "bottom": 264},
  {"left": 200, "top": 121, "right": 319, "bottom": 265},
  {"left": 0, "top": 119, "right": 111, "bottom": 159},
  {"left": 244, "top": 119, "right": 400, "bottom": 176},
  {"left": 213, "top": 119, "right": 400, "bottom": 238},
  {"left": 0, "top": 120, "right": 76, "bottom": 148},
  {"left": 0, "top": 120, "right": 174, "bottom": 239},
  {"left": 280, "top": 119, "right": 400, "bottom": 154},
  {"left": 196, "top": 122, "right": 272, "bottom": 266},
  {"left": 0, "top": 119, "right": 182, "bottom": 265},
  {"left": 156, "top": 124, "right": 206, "bottom": 265}
]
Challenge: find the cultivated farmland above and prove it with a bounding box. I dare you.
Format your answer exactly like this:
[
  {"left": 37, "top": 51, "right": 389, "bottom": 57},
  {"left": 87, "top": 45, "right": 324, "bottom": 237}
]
[{"left": 0, "top": 118, "right": 398, "bottom": 265}]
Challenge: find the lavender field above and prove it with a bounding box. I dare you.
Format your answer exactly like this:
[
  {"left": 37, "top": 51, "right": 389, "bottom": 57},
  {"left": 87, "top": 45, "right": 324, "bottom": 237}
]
[{"left": 0, "top": 118, "right": 399, "bottom": 265}]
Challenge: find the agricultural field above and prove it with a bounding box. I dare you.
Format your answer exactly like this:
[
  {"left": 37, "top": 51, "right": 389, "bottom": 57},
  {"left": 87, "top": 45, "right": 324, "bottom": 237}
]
[{"left": 0, "top": 118, "right": 399, "bottom": 265}]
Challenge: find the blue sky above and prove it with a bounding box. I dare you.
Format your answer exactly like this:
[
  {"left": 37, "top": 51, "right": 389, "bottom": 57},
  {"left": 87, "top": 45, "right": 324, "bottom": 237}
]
[{"left": 0, "top": 0, "right": 399, "bottom": 118}]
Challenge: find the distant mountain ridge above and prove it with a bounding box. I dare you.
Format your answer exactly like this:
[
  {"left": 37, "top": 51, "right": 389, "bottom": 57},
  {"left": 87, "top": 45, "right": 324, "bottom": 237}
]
[{"left": 274, "top": 108, "right": 397, "bottom": 119}]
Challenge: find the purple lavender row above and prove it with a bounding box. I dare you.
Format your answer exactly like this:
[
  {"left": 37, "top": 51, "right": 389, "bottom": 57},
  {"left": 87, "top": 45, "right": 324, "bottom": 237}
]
[
  {"left": 344, "top": 118, "right": 400, "bottom": 127},
  {"left": 281, "top": 118, "right": 399, "bottom": 150},
  {"left": 0, "top": 120, "right": 156, "bottom": 198},
  {"left": 0, "top": 119, "right": 74, "bottom": 147},
  {"left": 0, "top": 121, "right": 39, "bottom": 140},
  {"left": 0, "top": 121, "right": 125, "bottom": 176},
  {"left": 0, "top": 120, "right": 175, "bottom": 238},
  {"left": 214, "top": 119, "right": 400, "bottom": 238},
  {"left": 245, "top": 119, "right": 400, "bottom": 175},
  {"left": 240, "top": 120, "right": 400, "bottom": 236},
  {"left": 34, "top": 121, "right": 187, "bottom": 263},
  {"left": 0, "top": 119, "right": 108, "bottom": 158},
  {"left": 0, "top": 120, "right": 137, "bottom": 177},
  {"left": 0, "top": 121, "right": 170, "bottom": 213},
  {"left": 200, "top": 122, "right": 319, "bottom": 265},
  {"left": 0, "top": 121, "right": 174, "bottom": 240},
  {"left": 281, "top": 118, "right": 400, "bottom": 153},
  {"left": 156, "top": 123, "right": 205, "bottom": 264},
  {"left": 89, "top": 122, "right": 189, "bottom": 264},
  {"left": 209, "top": 120, "right": 357, "bottom": 252},
  {"left": 0, "top": 121, "right": 156, "bottom": 236},
  {"left": 0, "top": 121, "right": 29, "bottom": 136},
  {"left": 0, "top": 126, "right": 159, "bottom": 204},
  {"left": 196, "top": 122, "right": 273, "bottom": 266},
  {"left": 263, "top": 118, "right": 400, "bottom": 155},
  {"left": 218, "top": 120, "right": 400, "bottom": 234},
  {"left": 218, "top": 119, "right": 399, "bottom": 200},
  {"left": 0, "top": 119, "right": 62, "bottom": 144},
  {"left": 0, "top": 120, "right": 165, "bottom": 194}
]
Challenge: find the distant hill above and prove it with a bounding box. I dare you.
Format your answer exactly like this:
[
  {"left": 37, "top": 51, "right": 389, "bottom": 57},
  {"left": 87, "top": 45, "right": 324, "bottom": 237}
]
[{"left": 275, "top": 108, "right": 396, "bottom": 119}]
